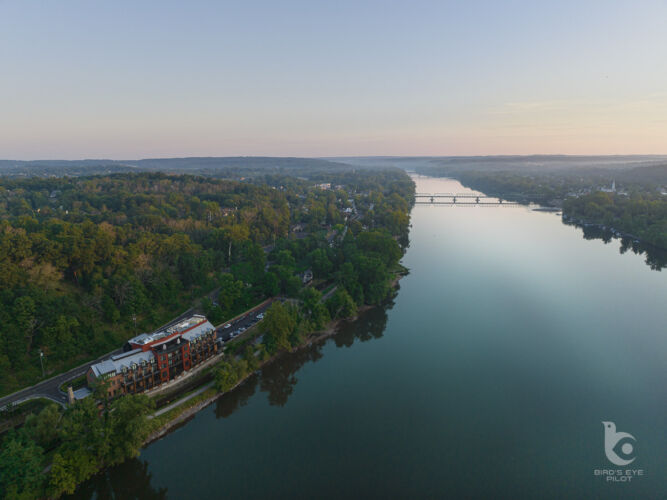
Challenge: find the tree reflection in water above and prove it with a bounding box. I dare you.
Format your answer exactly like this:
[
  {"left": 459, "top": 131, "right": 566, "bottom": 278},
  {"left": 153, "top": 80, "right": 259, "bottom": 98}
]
[
  {"left": 566, "top": 221, "right": 667, "bottom": 270},
  {"left": 65, "top": 458, "right": 167, "bottom": 500},
  {"left": 66, "top": 297, "right": 395, "bottom": 499},
  {"left": 216, "top": 296, "right": 394, "bottom": 414}
]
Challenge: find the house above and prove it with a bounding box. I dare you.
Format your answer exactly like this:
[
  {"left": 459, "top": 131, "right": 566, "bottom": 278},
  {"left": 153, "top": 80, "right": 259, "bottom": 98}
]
[
  {"left": 600, "top": 180, "right": 616, "bottom": 193},
  {"left": 87, "top": 315, "right": 218, "bottom": 398},
  {"left": 302, "top": 269, "right": 313, "bottom": 284}
]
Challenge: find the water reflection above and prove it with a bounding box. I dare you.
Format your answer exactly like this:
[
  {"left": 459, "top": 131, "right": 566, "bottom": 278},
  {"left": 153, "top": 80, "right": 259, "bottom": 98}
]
[
  {"left": 564, "top": 220, "right": 667, "bottom": 270},
  {"left": 65, "top": 458, "right": 167, "bottom": 500},
  {"left": 67, "top": 293, "right": 395, "bottom": 499},
  {"left": 215, "top": 297, "right": 393, "bottom": 416}
]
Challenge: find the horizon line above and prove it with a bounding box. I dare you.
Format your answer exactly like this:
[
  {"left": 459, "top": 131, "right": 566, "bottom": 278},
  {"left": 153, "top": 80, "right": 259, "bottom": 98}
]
[{"left": 3, "top": 153, "right": 667, "bottom": 163}]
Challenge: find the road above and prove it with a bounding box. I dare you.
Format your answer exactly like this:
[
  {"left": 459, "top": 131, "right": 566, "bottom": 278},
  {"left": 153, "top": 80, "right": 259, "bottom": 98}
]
[
  {"left": 0, "top": 348, "right": 123, "bottom": 409},
  {"left": 0, "top": 307, "right": 200, "bottom": 411},
  {"left": 0, "top": 298, "right": 279, "bottom": 411}
]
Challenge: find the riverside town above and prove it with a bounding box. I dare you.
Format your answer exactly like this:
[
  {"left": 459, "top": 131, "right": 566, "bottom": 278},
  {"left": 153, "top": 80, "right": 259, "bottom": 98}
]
[{"left": 1, "top": 2, "right": 666, "bottom": 498}]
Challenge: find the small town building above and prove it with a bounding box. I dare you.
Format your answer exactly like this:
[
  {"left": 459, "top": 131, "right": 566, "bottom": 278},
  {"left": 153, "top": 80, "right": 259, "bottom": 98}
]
[
  {"left": 302, "top": 269, "right": 313, "bottom": 284},
  {"left": 87, "top": 315, "right": 217, "bottom": 398}
]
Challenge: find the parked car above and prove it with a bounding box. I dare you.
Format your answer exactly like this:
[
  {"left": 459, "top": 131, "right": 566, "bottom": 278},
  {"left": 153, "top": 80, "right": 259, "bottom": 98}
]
[{"left": 224, "top": 323, "right": 232, "bottom": 329}]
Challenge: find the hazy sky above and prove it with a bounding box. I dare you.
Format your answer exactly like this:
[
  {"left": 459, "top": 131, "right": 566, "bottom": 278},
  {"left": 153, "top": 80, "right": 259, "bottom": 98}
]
[{"left": 2, "top": 0, "right": 666, "bottom": 159}]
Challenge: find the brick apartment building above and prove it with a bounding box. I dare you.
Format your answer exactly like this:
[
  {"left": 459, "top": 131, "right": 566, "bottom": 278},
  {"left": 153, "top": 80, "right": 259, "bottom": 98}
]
[{"left": 87, "top": 314, "right": 218, "bottom": 398}]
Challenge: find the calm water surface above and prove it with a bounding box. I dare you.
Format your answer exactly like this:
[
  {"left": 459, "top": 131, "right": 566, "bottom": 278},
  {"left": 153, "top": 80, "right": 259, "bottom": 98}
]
[{"left": 70, "top": 176, "right": 666, "bottom": 500}]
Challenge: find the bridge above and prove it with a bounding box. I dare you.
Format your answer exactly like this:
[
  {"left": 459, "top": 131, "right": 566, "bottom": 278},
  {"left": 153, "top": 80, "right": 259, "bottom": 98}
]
[{"left": 415, "top": 193, "right": 520, "bottom": 206}]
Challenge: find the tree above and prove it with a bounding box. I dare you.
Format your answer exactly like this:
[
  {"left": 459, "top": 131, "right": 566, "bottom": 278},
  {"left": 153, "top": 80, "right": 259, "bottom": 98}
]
[
  {"left": 275, "top": 249, "right": 296, "bottom": 269},
  {"left": 308, "top": 248, "right": 332, "bottom": 278},
  {"left": 48, "top": 452, "right": 78, "bottom": 497},
  {"left": 13, "top": 296, "right": 37, "bottom": 355},
  {"left": 327, "top": 288, "right": 357, "bottom": 319},
  {"left": 214, "top": 358, "right": 250, "bottom": 392},
  {"left": 23, "top": 403, "right": 62, "bottom": 450},
  {"left": 356, "top": 231, "right": 401, "bottom": 267},
  {"left": 299, "top": 287, "right": 322, "bottom": 318},
  {"left": 218, "top": 274, "right": 245, "bottom": 317},
  {"left": 355, "top": 255, "right": 389, "bottom": 305},
  {"left": 0, "top": 433, "right": 44, "bottom": 499},
  {"left": 43, "top": 316, "right": 79, "bottom": 358},
  {"left": 260, "top": 302, "right": 296, "bottom": 352},
  {"left": 107, "top": 394, "right": 154, "bottom": 465},
  {"left": 263, "top": 271, "right": 279, "bottom": 296}
]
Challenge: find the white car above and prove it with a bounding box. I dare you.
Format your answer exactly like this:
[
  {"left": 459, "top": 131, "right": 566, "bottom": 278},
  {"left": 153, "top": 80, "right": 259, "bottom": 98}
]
[
  {"left": 257, "top": 313, "right": 264, "bottom": 320},
  {"left": 223, "top": 323, "right": 232, "bottom": 329}
]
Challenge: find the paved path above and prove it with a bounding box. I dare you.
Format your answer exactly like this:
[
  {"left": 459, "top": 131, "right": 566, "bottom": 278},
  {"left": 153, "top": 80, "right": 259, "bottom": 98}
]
[
  {"left": 321, "top": 285, "right": 338, "bottom": 302},
  {"left": 151, "top": 381, "right": 214, "bottom": 418}
]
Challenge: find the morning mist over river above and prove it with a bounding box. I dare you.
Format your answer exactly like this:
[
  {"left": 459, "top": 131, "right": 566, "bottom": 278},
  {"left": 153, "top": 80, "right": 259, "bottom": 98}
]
[{"left": 70, "top": 175, "right": 667, "bottom": 500}]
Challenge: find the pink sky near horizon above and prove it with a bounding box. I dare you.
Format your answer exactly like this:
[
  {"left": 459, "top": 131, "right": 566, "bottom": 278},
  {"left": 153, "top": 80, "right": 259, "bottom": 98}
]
[{"left": 2, "top": 1, "right": 667, "bottom": 160}]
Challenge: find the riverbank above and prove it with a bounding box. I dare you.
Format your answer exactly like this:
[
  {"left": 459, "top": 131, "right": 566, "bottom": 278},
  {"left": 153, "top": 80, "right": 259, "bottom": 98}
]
[
  {"left": 64, "top": 173, "right": 667, "bottom": 500},
  {"left": 143, "top": 271, "right": 407, "bottom": 446}
]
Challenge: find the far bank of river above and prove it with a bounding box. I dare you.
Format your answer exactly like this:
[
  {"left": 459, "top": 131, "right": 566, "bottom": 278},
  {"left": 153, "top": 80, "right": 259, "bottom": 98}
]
[{"left": 68, "top": 175, "right": 667, "bottom": 500}]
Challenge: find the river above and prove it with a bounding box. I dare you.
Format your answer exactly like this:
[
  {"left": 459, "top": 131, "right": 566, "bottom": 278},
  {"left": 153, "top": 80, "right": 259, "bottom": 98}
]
[{"left": 69, "top": 175, "right": 666, "bottom": 500}]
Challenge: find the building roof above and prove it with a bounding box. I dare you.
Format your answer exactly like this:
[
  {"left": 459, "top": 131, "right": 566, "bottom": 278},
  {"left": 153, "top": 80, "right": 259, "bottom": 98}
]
[
  {"left": 181, "top": 319, "right": 215, "bottom": 342},
  {"left": 128, "top": 314, "right": 209, "bottom": 346},
  {"left": 73, "top": 387, "right": 92, "bottom": 400},
  {"left": 90, "top": 348, "right": 155, "bottom": 377},
  {"left": 89, "top": 314, "right": 214, "bottom": 379}
]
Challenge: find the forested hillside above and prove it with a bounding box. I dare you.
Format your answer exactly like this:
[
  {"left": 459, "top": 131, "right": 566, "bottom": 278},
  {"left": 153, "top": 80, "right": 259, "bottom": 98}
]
[{"left": 0, "top": 169, "right": 414, "bottom": 395}]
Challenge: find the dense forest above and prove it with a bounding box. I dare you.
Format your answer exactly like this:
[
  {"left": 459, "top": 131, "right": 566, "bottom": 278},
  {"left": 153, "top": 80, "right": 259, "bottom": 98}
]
[
  {"left": 563, "top": 191, "right": 667, "bottom": 249},
  {"left": 0, "top": 393, "right": 154, "bottom": 499},
  {"left": 0, "top": 168, "right": 414, "bottom": 395},
  {"left": 0, "top": 156, "right": 360, "bottom": 179}
]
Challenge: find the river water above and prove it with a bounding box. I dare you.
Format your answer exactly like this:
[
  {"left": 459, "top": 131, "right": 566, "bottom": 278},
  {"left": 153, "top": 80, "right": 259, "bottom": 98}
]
[{"left": 70, "top": 175, "right": 666, "bottom": 500}]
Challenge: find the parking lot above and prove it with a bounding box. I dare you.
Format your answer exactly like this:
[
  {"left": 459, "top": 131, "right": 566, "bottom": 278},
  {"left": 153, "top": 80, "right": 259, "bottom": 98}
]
[{"left": 215, "top": 300, "right": 273, "bottom": 344}]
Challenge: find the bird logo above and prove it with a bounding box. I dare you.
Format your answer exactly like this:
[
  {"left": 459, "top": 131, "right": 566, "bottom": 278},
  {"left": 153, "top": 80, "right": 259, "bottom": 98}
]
[{"left": 602, "top": 421, "right": 637, "bottom": 466}]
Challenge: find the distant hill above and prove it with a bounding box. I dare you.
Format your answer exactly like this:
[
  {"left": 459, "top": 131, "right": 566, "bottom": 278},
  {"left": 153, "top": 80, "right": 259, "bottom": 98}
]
[
  {"left": 330, "top": 155, "right": 667, "bottom": 174},
  {"left": 3, "top": 155, "right": 667, "bottom": 181},
  {"left": 0, "top": 156, "right": 353, "bottom": 178}
]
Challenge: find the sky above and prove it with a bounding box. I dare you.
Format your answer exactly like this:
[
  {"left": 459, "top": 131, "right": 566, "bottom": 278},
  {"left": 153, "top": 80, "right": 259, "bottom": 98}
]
[{"left": 1, "top": 0, "right": 667, "bottom": 159}]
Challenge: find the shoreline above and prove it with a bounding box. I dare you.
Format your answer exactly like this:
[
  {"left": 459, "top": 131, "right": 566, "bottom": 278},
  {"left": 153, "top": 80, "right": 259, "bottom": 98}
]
[{"left": 143, "top": 273, "right": 406, "bottom": 446}]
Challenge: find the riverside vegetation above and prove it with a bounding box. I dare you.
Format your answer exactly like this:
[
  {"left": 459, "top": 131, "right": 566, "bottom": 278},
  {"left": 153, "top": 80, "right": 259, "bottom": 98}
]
[
  {"left": 0, "top": 166, "right": 414, "bottom": 498},
  {"left": 414, "top": 158, "right": 667, "bottom": 267}
]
